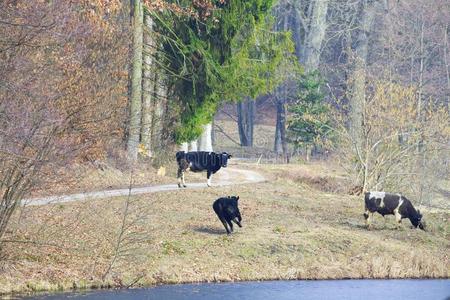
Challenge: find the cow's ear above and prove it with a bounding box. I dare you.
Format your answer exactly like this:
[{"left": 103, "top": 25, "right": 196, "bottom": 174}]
[{"left": 236, "top": 196, "right": 239, "bottom": 201}]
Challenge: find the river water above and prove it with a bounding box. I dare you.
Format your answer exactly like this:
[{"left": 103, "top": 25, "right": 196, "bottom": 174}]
[{"left": 23, "top": 279, "right": 450, "bottom": 300}]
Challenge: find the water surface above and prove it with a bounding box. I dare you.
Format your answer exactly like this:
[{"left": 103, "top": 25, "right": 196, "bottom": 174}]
[{"left": 24, "top": 279, "right": 450, "bottom": 300}]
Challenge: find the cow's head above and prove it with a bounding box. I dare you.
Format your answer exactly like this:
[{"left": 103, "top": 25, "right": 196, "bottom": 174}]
[
  {"left": 412, "top": 210, "right": 425, "bottom": 230},
  {"left": 220, "top": 152, "right": 232, "bottom": 167}
]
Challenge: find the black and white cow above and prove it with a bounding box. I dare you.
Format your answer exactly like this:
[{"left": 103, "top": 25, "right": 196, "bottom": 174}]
[
  {"left": 364, "top": 191, "right": 425, "bottom": 230},
  {"left": 176, "top": 151, "right": 232, "bottom": 188}
]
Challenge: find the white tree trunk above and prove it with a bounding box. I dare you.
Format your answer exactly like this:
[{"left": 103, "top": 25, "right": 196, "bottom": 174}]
[
  {"left": 179, "top": 142, "right": 188, "bottom": 152},
  {"left": 198, "top": 123, "right": 213, "bottom": 152},
  {"left": 189, "top": 140, "right": 198, "bottom": 151}
]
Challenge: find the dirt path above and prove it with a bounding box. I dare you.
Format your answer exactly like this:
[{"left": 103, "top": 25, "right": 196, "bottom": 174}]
[{"left": 22, "top": 166, "right": 265, "bottom": 206}]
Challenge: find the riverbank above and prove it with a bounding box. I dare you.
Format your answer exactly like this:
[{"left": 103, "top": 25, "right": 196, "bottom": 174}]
[
  {"left": 1, "top": 162, "right": 448, "bottom": 296},
  {"left": 22, "top": 279, "right": 450, "bottom": 300}
]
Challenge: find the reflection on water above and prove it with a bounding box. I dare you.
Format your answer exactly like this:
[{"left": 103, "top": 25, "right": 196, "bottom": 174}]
[{"left": 23, "top": 279, "right": 450, "bottom": 300}]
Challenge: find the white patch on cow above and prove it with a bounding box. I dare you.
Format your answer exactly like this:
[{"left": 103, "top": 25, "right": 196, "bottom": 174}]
[
  {"left": 398, "top": 197, "right": 404, "bottom": 209},
  {"left": 394, "top": 197, "right": 404, "bottom": 225},
  {"left": 369, "top": 191, "right": 385, "bottom": 200}
]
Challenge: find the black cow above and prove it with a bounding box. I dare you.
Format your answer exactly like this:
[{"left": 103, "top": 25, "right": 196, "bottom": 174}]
[
  {"left": 176, "top": 151, "right": 232, "bottom": 188},
  {"left": 213, "top": 196, "right": 242, "bottom": 234},
  {"left": 364, "top": 191, "right": 425, "bottom": 230}
]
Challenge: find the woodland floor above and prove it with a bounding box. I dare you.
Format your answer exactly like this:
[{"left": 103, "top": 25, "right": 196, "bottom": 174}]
[{"left": 0, "top": 161, "right": 449, "bottom": 296}]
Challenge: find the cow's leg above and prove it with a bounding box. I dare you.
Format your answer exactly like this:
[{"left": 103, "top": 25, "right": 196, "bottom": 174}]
[
  {"left": 363, "top": 211, "right": 369, "bottom": 223},
  {"left": 181, "top": 170, "right": 187, "bottom": 188},
  {"left": 206, "top": 170, "right": 212, "bottom": 187},
  {"left": 369, "top": 213, "right": 374, "bottom": 229},
  {"left": 177, "top": 168, "right": 182, "bottom": 188},
  {"left": 394, "top": 209, "right": 402, "bottom": 229},
  {"left": 219, "top": 217, "right": 231, "bottom": 234},
  {"left": 364, "top": 211, "right": 374, "bottom": 230},
  {"left": 364, "top": 209, "right": 371, "bottom": 227},
  {"left": 232, "top": 218, "right": 242, "bottom": 228},
  {"left": 226, "top": 219, "right": 234, "bottom": 233}
]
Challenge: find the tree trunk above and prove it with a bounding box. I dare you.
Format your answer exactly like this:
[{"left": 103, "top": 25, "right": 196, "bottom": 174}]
[
  {"left": 416, "top": 18, "right": 426, "bottom": 203},
  {"left": 273, "top": 12, "right": 290, "bottom": 163},
  {"left": 348, "top": 0, "right": 379, "bottom": 152},
  {"left": 302, "top": 0, "right": 329, "bottom": 72},
  {"left": 417, "top": 18, "right": 425, "bottom": 126},
  {"left": 276, "top": 97, "right": 289, "bottom": 163},
  {"left": 274, "top": 112, "right": 283, "bottom": 154},
  {"left": 179, "top": 142, "right": 188, "bottom": 152},
  {"left": 305, "top": 145, "right": 310, "bottom": 162},
  {"left": 127, "top": 0, "right": 144, "bottom": 161},
  {"left": 444, "top": 24, "right": 450, "bottom": 112},
  {"left": 141, "top": 13, "right": 155, "bottom": 157},
  {"left": 237, "top": 98, "right": 255, "bottom": 147},
  {"left": 189, "top": 140, "right": 198, "bottom": 151},
  {"left": 198, "top": 123, "right": 213, "bottom": 152},
  {"left": 151, "top": 66, "right": 166, "bottom": 152}
]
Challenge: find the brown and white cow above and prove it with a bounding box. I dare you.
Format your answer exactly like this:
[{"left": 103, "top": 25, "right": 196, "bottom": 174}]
[{"left": 364, "top": 192, "right": 425, "bottom": 230}]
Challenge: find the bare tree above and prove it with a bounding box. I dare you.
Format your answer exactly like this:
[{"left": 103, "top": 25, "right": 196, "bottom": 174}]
[
  {"left": 347, "top": 0, "right": 385, "bottom": 152},
  {"left": 296, "top": 0, "right": 330, "bottom": 71},
  {"left": 102, "top": 172, "right": 151, "bottom": 285},
  {"left": 0, "top": 1, "right": 130, "bottom": 246}
]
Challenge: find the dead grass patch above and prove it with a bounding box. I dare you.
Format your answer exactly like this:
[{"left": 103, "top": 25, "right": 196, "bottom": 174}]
[{"left": 0, "top": 162, "right": 448, "bottom": 296}]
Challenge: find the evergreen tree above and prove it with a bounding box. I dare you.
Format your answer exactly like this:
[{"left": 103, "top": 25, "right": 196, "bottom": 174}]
[
  {"left": 152, "top": 0, "right": 292, "bottom": 144},
  {"left": 287, "top": 72, "right": 332, "bottom": 156}
]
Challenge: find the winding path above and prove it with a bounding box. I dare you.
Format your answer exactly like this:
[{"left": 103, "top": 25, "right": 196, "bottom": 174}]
[{"left": 22, "top": 166, "right": 265, "bottom": 206}]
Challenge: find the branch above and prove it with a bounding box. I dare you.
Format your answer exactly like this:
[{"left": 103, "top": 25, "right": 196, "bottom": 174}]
[
  {"left": 218, "top": 109, "right": 238, "bottom": 123},
  {"left": 214, "top": 124, "right": 241, "bottom": 146}
]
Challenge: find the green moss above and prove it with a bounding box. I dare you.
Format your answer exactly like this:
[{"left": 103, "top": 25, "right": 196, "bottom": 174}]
[{"left": 162, "top": 241, "right": 186, "bottom": 255}]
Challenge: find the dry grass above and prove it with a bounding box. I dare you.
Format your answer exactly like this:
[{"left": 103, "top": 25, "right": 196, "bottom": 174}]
[
  {"left": 30, "top": 160, "right": 178, "bottom": 199},
  {"left": 0, "top": 162, "right": 448, "bottom": 296}
]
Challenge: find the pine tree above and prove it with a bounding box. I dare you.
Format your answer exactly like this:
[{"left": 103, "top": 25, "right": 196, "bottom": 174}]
[
  {"left": 152, "top": 0, "right": 291, "bottom": 144},
  {"left": 287, "top": 72, "right": 331, "bottom": 159}
]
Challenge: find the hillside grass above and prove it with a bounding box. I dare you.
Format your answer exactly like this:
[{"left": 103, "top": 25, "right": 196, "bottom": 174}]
[{"left": 0, "top": 162, "right": 448, "bottom": 296}]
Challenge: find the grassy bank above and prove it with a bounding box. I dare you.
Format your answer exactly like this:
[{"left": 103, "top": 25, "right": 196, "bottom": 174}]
[{"left": 0, "top": 162, "right": 448, "bottom": 296}]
